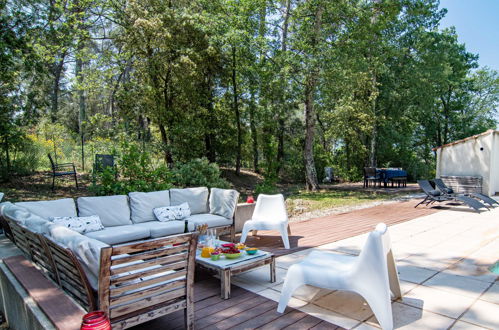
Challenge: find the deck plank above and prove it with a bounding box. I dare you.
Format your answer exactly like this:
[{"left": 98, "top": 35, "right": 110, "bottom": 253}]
[
  {"left": 128, "top": 277, "right": 334, "bottom": 330},
  {"left": 258, "top": 309, "right": 309, "bottom": 329},
  {"left": 310, "top": 320, "right": 342, "bottom": 329},
  {"left": 201, "top": 300, "right": 277, "bottom": 330},
  {"left": 282, "top": 315, "right": 324, "bottom": 329}
]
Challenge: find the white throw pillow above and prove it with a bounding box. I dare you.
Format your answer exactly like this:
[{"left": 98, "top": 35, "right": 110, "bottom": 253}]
[
  {"left": 49, "top": 215, "right": 104, "bottom": 234},
  {"left": 153, "top": 202, "right": 191, "bottom": 222}
]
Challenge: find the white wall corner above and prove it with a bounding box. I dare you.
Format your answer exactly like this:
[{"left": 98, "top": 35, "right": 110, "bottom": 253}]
[{"left": 435, "top": 148, "right": 441, "bottom": 178}]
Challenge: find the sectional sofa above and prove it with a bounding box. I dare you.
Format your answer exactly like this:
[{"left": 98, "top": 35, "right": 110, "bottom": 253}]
[
  {"left": 0, "top": 186, "right": 240, "bottom": 329},
  {"left": 0, "top": 187, "right": 240, "bottom": 284},
  {"left": 3, "top": 187, "right": 238, "bottom": 242}
]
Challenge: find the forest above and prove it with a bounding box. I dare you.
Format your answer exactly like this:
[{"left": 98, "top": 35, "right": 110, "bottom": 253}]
[{"left": 1, "top": 0, "right": 498, "bottom": 193}]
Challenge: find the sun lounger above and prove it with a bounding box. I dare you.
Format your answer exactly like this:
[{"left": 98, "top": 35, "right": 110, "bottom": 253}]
[
  {"left": 433, "top": 178, "right": 498, "bottom": 207},
  {"left": 415, "top": 180, "right": 487, "bottom": 212}
]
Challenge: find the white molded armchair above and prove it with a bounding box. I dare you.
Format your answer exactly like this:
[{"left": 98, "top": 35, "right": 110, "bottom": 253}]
[
  {"left": 277, "top": 223, "right": 401, "bottom": 330},
  {"left": 240, "top": 194, "right": 290, "bottom": 249}
]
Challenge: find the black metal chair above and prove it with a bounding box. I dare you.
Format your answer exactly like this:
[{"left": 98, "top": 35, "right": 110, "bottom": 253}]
[
  {"left": 92, "top": 154, "right": 117, "bottom": 184},
  {"left": 93, "top": 154, "right": 115, "bottom": 173},
  {"left": 415, "top": 180, "right": 486, "bottom": 212},
  {"left": 48, "top": 154, "right": 78, "bottom": 191},
  {"left": 433, "top": 178, "right": 498, "bottom": 207},
  {"left": 363, "top": 167, "right": 381, "bottom": 188}
]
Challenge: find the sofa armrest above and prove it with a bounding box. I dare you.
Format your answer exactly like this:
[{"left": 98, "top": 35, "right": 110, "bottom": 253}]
[{"left": 234, "top": 203, "right": 256, "bottom": 233}]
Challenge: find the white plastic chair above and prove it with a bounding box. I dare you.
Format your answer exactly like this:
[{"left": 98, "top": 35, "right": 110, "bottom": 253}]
[
  {"left": 277, "top": 223, "right": 401, "bottom": 330},
  {"left": 240, "top": 194, "right": 291, "bottom": 249}
]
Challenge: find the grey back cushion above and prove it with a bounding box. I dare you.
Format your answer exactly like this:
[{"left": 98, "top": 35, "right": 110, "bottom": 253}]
[
  {"left": 170, "top": 187, "right": 209, "bottom": 214},
  {"left": 128, "top": 190, "right": 170, "bottom": 223},
  {"left": 48, "top": 224, "right": 109, "bottom": 290},
  {"left": 209, "top": 188, "right": 239, "bottom": 219},
  {"left": 77, "top": 195, "right": 132, "bottom": 227},
  {"left": 15, "top": 198, "right": 77, "bottom": 219}
]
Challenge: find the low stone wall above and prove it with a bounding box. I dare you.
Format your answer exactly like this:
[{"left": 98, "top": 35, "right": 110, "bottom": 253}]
[{"left": 0, "top": 261, "right": 55, "bottom": 330}]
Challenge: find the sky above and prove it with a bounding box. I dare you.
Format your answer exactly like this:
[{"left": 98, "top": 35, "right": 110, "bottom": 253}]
[{"left": 438, "top": 0, "right": 499, "bottom": 71}]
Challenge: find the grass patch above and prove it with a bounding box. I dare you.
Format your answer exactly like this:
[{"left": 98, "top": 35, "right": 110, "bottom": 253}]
[{"left": 287, "top": 190, "right": 406, "bottom": 214}]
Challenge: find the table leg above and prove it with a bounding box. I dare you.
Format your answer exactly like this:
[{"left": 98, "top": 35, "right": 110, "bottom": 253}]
[
  {"left": 221, "top": 269, "right": 231, "bottom": 299},
  {"left": 270, "top": 256, "right": 276, "bottom": 283}
]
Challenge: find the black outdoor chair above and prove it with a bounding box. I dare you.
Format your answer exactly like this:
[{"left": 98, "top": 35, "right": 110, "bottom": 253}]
[
  {"left": 92, "top": 154, "right": 117, "bottom": 183},
  {"left": 415, "top": 180, "right": 487, "bottom": 213},
  {"left": 94, "top": 154, "right": 115, "bottom": 173},
  {"left": 433, "top": 178, "right": 498, "bottom": 207},
  {"left": 48, "top": 154, "right": 78, "bottom": 191},
  {"left": 363, "top": 167, "right": 381, "bottom": 188}
]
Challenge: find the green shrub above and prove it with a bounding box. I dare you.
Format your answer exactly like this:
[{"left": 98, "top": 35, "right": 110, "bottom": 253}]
[
  {"left": 172, "top": 158, "right": 230, "bottom": 189},
  {"left": 91, "top": 140, "right": 172, "bottom": 195},
  {"left": 254, "top": 177, "right": 279, "bottom": 195}
]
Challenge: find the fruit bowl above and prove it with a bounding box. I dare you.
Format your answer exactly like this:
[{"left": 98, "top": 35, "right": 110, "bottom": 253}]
[
  {"left": 235, "top": 243, "right": 246, "bottom": 250},
  {"left": 224, "top": 252, "right": 242, "bottom": 259},
  {"left": 245, "top": 248, "right": 258, "bottom": 255}
]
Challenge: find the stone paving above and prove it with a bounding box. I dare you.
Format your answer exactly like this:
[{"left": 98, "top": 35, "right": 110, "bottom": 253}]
[{"left": 231, "top": 202, "right": 499, "bottom": 329}]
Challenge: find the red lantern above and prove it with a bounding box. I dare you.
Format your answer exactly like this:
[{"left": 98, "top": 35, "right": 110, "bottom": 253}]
[
  {"left": 246, "top": 195, "right": 254, "bottom": 203},
  {"left": 81, "top": 311, "right": 111, "bottom": 330}
]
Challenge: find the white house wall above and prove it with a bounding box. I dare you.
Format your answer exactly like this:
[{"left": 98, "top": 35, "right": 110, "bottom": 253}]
[
  {"left": 436, "top": 133, "right": 493, "bottom": 195},
  {"left": 492, "top": 132, "right": 499, "bottom": 195}
]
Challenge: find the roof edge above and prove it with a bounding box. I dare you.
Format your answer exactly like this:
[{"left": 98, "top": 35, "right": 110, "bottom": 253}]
[{"left": 432, "top": 129, "right": 498, "bottom": 151}]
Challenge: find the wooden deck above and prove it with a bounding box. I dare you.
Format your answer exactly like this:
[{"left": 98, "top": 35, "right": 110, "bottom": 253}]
[
  {"left": 131, "top": 275, "right": 342, "bottom": 330},
  {"left": 2, "top": 199, "right": 439, "bottom": 330},
  {"left": 235, "top": 199, "right": 439, "bottom": 256}
]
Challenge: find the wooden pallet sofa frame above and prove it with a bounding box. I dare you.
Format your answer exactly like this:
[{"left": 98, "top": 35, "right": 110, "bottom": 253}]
[{"left": 2, "top": 216, "right": 198, "bottom": 329}]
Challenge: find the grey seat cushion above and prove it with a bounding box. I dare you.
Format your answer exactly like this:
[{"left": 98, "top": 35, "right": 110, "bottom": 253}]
[
  {"left": 186, "top": 213, "right": 232, "bottom": 231},
  {"left": 170, "top": 187, "right": 209, "bottom": 214},
  {"left": 133, "top": 221, "right": 185, "bottom": 238},
  {"left": 84, "top": 225, "right": 150, "bottom": 245},
  {"left": 209, "top": 188, "right": 239, "bottom": 219},
  {"left": 77, "top": 195, "right": 132, "bottom": 227},
  {"left": 128, "top": 190, "right": 170, "bottom": 223},
  {"left": 15, "top": 198, "right": 77, "bottom": 219}
]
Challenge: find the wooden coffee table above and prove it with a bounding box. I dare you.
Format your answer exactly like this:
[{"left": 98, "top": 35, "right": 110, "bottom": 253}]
[{"left": 195, "top": 246, "right": 275, "bottom": 299}]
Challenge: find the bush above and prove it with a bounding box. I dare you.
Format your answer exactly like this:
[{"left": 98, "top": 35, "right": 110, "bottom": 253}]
[
  {"left": 91, "top": 150, "right": 230, "bottom": 195},
  {"left": 0, "top": 132, "right": 45, "bottom": 181},
  {"left": 254, "top": 177, "right": 279, "bottom": 195},
  {"left": 91, "top": 140, "right": 172, "bottom": 195},
  {"left": 172, "top": 158, "right": 230, "bottom": 189}
]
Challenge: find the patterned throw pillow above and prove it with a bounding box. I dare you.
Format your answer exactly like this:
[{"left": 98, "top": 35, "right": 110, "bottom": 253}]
[
  {"left": 153, "top": 202, "right": 191, "bottom": 222},
  {"left": 49, "top": 215, "right": 104, "bottom": 234}
]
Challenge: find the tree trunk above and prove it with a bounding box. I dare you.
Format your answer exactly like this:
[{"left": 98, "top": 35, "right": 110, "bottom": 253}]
[
  {"left": 276, "top": 0, "right": 291, "bottom": 176},
  {"left": 303, "top": 5, "right": 323, "bottom": 191},
  {"left": 369, "top": 123, "right": 377, "bottom": 167},
  {"left": 369, "top": 78, "right": 377, "bottom": 168},
  {"left": 368, "top": 3, "right": 380, "bottom": 168},
  {"left": 304, "top": 75, "right": 319, "bottom": 191},
  {"left": 204, "top": 74, "right": 216, "bottom": 163},
  {"left": 50, "top": 55, "right": 66, "bottom": 123},
  {"left": 232, "top": 45, "right": 242, "bottom": 176},
  {"left": 159, "top": 124, "right": 174, "bottom": 166},
  {"left": 249, "top": 89, "right": 259, "bottom": 173},
  {"left": 76, "top": 55, "right": 86, "bottom": 171},
  {"left": 4, "top": 140, "right": 10, "bottom": 175}
]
